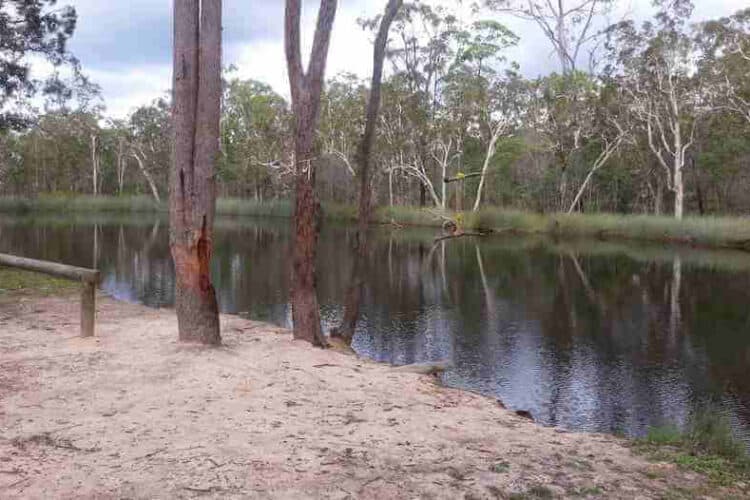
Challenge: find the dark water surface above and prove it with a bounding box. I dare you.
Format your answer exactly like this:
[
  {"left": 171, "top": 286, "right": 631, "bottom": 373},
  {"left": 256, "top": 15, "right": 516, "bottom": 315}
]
[{"left": 2, "top": 213, "right": 749, "bottom": 444}]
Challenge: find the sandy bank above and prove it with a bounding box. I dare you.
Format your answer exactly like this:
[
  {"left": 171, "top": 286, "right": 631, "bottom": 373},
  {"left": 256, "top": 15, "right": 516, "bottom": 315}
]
[{"left": 0, "top": 294, "right": 733, "bottom": 499}]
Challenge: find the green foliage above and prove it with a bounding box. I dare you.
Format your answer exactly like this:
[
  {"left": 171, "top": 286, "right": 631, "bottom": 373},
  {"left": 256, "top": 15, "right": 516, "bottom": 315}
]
[
  {"left": 645, "top": 425, "right": 684, "bottom": 446},
  {"left": 688, "top": 408, "right": 747, "bottom": 460},
  {"left": 0, "top": 1, "right": 79, "bottom": 130}
]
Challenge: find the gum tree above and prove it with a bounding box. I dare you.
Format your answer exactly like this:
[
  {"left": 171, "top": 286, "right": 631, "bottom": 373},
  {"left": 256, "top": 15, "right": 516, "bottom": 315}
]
[
  {"left": 285, "top": 0, "right": 338, "bottom": 346},
  {"left": 606, "top": 0, "right": 701, "bottom": 220},
  {"left": 0, "top": 0, "right": 78, "bottom": 130},
  {"left": 170, "top": 0, "right": 223, "bottom": 345},
  {"left": 334, "top": 0, "right": 403, "bottom": 345}
]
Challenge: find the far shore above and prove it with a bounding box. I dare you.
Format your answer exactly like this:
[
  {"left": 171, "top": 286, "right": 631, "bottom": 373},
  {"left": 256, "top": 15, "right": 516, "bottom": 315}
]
[
  {"left": 2, "top": 194, "right": 750, "bottom": 252},
  {"left": 1, "top": 288, "right": 748, "bottom": 498}
]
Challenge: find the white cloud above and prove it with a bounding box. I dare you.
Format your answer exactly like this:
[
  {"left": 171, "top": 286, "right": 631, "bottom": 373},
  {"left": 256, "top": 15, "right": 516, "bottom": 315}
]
[{"left": 65, "top": 0, "right": 748, "bottom": 118}]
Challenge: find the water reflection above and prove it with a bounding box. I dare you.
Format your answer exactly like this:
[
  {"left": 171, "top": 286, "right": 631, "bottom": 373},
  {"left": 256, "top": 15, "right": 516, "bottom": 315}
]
[{"left": 1, "top": 213, "right": 749, "bottom": 444}]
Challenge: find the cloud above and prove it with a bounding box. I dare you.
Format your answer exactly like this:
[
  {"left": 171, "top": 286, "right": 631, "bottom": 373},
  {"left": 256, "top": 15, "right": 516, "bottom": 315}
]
[{"left": 63, "top": 0, "right": 749, "bottom": 119}]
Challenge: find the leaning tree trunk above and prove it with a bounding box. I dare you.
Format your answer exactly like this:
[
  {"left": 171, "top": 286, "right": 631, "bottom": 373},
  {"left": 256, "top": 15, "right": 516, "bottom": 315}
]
[
  {"left": 473, "top": 129, "right": 501, "bottom": 212},
  {"left": 132, "top": 151, "right": 161, "bottom": 202},
  {"left": 169, "top": 0, "right": 222, "bottom": 345},
  {"left": 334, "top": 0, "right": 402, "bottom": 344},
  {"left": 285, "top": 0, "right": 338, "bottom": 346}
]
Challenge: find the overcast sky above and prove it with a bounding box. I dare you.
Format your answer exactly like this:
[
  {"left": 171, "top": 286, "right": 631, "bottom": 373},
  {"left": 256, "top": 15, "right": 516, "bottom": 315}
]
[{"left": 63, "top": 0, "right": 746, "bottom": 118}]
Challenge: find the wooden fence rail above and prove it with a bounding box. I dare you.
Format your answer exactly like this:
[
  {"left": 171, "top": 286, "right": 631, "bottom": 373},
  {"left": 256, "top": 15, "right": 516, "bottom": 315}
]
[{"left": 0, "top": 253, "right": 101, "bottom": 337}]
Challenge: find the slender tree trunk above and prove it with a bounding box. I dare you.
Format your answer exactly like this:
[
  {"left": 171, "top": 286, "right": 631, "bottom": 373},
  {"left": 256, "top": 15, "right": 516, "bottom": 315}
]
[
  {"left": 91, "top": 134, "right": 98, "bottom": 196},
  {"left": 169, "top": 0, "right": 222, "bottom": 345},
  {"left": 132, "top": 152, "right": 161, "bottom": 202},
  {"left": 567, "top": 137, "right": 623, "bottom": 214},
  {"left": 674, "top": 163, "right": 684, "bottom": 220},
  {"left": 389, "top": 167, "right": 394, "bottom": 206},
  {"left": 654, "top": 176, "right": 663, "bottom": 215},
  {"left": 285, "top": 0, "right": 338, "bottom": 346},
  {"left": 334, "top": 0, "right": 402, "bottom": 344},
  {"left": 473, "top": 129, "right": 501, "bottom": 212},
  {"left": 116, "top": 138, "right": 126, "bottom": 195}
]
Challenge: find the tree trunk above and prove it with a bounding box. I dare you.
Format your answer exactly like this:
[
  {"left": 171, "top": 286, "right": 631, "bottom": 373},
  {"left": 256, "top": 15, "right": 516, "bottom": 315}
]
[
  {"left": 567, "top": 137, "right": 623, "bottom": 214},
  {"left": 91, "top": 134, "right": 98, "bottom": 196},
  {"left": 285, "top": 0, "right": 338, "bottom": 346},
  {"left": 473, "top": 129, "right": 501, "bottom": 212},
  {"left": 116, "top": 138, "right": 126, "bottom": 195},
  {"left": 654, "top": 176, "right": 663, "bottom": 215},
  {"left": 169, "top": 0, "right": 222, "bottom": 345},
  {"left": 334, "top": 0, "right": 402, "bottom": 344},
  {"left": 132, "top": 151, "right": 161, "bottom": 202},
  {"left": 674, "top": 163, "right": 684, "bottom": 220}
]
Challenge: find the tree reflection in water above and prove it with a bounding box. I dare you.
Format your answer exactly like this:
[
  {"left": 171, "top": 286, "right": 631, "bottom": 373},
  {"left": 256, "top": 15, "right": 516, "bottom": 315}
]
[{"left": 0, "top": 213, "right": 748, "bottom": 446}]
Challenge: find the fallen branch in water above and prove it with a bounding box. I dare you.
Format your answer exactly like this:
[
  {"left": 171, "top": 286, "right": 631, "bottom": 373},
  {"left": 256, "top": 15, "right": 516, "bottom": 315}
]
[{"left": 433, "top": 232, "right": 487, "bottom": 243}]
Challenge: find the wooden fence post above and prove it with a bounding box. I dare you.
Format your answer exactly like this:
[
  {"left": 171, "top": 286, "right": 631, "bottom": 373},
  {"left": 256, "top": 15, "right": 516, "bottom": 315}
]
[
  {"left": 80, "top": 279, "right": 97, "bottom": 338},
  {"left": 0, "top": 253, "right": 101, "bottom": 337}
]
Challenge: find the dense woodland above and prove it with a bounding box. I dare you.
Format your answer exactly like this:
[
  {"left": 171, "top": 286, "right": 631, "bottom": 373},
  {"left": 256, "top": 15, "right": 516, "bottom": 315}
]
[{"left": 1, "top": 0, "right": 749, "bottom": 220}]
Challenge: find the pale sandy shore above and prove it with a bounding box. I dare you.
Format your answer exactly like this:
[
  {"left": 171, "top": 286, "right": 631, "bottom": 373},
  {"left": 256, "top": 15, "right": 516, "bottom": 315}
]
[{"left": 0, "top": 294, "right": 735, "bottom": 499}]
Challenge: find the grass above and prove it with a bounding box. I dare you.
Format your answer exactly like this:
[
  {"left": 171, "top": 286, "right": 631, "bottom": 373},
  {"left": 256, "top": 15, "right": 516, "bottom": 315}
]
[
  {"left": 0, "top": 266, "right": 78, "bottom": 297},
  {"left": 464, "top": 207, "right": 750, "bottom": 250},
  {"left": 0, "top": 194, "right": 163, "bottom": 214},
  {"left": 635, "top": 408, "right": 750, "bottom": 488},
  {"left": 3, "top": 195, "right": 750, "bottom": 250},
  {"left": 508, "top": 485, "right": 555, "bottom": 499}
]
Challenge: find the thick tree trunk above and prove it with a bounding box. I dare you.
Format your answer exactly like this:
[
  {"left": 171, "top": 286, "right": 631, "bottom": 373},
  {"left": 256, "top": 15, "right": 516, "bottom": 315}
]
[
  {"left": 169, "top": 0, "right": 222, "bottom": 345},
  {"left": 291, "top": 149, "right": 326, "bottom": 346},
  {"left": 335, "top": 0, "right": 402, "bottom": 344},
  {"left": 285, "top": 0, "right": 337, "bottom": 346}
]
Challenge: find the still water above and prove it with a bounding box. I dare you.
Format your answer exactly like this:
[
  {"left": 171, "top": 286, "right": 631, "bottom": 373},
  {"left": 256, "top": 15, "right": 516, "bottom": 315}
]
[{"left": 1, "top": 213, "right": 749, "bottom": 443}]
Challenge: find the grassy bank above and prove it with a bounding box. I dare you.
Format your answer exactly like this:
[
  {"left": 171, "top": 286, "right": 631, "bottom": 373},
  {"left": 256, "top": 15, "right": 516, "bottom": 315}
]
[
  {"left": 2, "top": 195, "right": 750, "bottom": 250},
  {"left": 634, "top": 409, "right": 749, "bottom": 489},
  {"left": 0, "top": 266, "right": 78, "bottom": 297}
]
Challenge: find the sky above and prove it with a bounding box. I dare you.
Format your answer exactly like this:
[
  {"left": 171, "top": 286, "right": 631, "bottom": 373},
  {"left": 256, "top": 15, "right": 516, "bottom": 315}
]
[{"left": 61, "top": 0, "right": 747, "bottom": 119}]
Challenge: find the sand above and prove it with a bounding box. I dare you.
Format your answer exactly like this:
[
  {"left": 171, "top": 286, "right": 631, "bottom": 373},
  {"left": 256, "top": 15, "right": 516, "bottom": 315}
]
[{"left": 0, "top": 293, "right": 737, "bottom": 499}]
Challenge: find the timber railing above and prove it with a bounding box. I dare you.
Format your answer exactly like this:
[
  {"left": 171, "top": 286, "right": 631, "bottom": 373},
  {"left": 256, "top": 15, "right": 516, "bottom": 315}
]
[{"left": 0, "top": 253, "right": 101, "bottom": 337}]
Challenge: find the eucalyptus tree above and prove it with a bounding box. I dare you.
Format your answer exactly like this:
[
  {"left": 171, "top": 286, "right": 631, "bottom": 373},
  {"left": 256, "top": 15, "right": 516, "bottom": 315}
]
[
  {"left": 0, "top": 0, "right": 78, "bottom": 131},
  {"left": 697, "top": 8, "right": 750, "bottom": 124},
  {"left": 128, "top": 98, "right": 170, "bottom": 202},
  {"left": 385, "top": 1, "right": 461, "bottom": 206},
  {"left": 335, "top": 0, "right": 403, "bottom": 345},
  {"left": 319, "top": 73, "right": 366, "bottom": 180},
  {"left": 221, "top": 79, "right": 288, "bottom": 199},
  {"left": 284, "top": 0, "right": 338, "bottom": 347},
  {"left": 606, "top": 0, "right": 702, "bottom": 219},
  {"left": 484, "top": 0, "right": 614, "bottom": 74},
  {"left": 383, "top": 2, "right": 518, "bottom": 210},
  {"left": 170, "top": 0, "right": 223, "bottom": 345}
]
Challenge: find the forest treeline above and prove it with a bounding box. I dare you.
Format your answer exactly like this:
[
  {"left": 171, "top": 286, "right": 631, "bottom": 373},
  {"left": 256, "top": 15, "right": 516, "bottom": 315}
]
[{"left": 1, "top": 0, "right": 749, "bottom": 219}]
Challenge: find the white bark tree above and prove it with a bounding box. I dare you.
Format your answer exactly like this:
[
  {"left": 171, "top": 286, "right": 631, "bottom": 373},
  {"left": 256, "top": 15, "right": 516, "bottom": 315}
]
[
  {"left": 607, "top": 0, "right": 702, "bottom": 220},
  {"left": 485, "top": 0, "right": 614, "bottom": 74}
]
